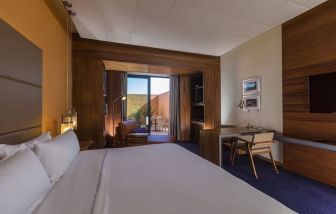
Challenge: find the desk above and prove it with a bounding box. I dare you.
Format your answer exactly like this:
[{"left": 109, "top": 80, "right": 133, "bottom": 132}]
[{"left": 200, "top": 127, "right": 273, "bottom": 166}]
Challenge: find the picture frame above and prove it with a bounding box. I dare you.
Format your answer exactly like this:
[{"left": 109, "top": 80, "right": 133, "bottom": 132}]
[
  {"left": 243, "top": 94, "right": 261, "bottom": 111},
  {"left": 243, "top": 77, "right": 261, "bottom": 95}
]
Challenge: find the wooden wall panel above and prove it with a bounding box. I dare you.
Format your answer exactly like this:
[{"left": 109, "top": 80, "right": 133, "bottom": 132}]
[
  {"left": 106, "top": 71, "right": 124, "bottom": 136},
  {"left": 72, "top": 58, "right": 105, "bottom": 148},
  {"left": 283, "top": 1, "right": 336, "bottom": 71},
  {"left": 200, "top": 129, "right": 219, "bottom": 165},
  {"left": 283, "top": 0, "right": 336, "bottom": 144},
  {"left": 284, "top": 143, "right": 336, "bottom": 187},
  {"left": 282, "top": 0, "right": 336, "bottom": 185},
  {"left": 180, "top": 75, "right": 191, "bottom": 141},
  {"left": 204, "top": 69, "right": 221, "bottom": 129},
  {"left": 73, "top": 35, "right": 219, "bottom": 71},
  {"left": 73, "top": 36, "right": 221, "bottom": 145}
]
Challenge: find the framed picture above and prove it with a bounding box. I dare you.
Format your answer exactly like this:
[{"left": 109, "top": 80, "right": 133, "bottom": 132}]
[
  {"left": 243, "top": 77, "right": 261, "bottom": 95},
  {"left": 243, "top": 94, "right": 261, "bottom": 111}
]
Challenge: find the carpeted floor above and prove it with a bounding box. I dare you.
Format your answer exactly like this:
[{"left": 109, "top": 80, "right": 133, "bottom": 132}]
[{"left": 177, "top": 141, "right": 336, "bottom": 214}]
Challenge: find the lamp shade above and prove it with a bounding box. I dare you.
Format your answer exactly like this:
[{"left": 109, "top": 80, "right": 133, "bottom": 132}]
[
  {"left": 61, "top": 108, "right": 77, "bottom": 134},
  {"left": 61, "top": 123, "right": 74, "bottom": 134}
]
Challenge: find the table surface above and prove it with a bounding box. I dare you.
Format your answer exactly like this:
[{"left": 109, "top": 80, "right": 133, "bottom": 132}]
[{"left": 202, "top": 127, "right": 274, "bottom": 136}]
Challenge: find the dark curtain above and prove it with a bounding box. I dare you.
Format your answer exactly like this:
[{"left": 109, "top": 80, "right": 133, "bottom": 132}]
[{"left": 169, "top": 75, "right": 180, "bottom": 140}]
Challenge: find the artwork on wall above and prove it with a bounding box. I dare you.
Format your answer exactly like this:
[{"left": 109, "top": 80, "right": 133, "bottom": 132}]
[
  {"left": 243, "top": 94, "right": 261, "bottom": 111},
  {"left": 242, "top": 77, "right": 261, "bottom": 111},
  {"left": 243, "top": 77, "right": 261, "bottom": 95}
]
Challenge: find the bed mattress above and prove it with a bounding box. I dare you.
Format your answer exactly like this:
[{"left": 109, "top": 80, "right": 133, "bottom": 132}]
[{"left": 33, "top": 144, "right": 295, "bottom": 214}]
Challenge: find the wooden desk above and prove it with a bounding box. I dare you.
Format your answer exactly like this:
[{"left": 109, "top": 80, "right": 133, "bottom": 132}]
[{"left": 200, "top": 127, "right": 273, "bottom": 166}]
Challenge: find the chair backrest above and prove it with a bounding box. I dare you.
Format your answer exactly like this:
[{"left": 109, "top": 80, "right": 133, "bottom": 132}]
[
  {"left": 118, "top": 120, "right": 138, "bottom": 141},
  {"left": 253, "top": 132, "right": 274, "bottom": 143}
]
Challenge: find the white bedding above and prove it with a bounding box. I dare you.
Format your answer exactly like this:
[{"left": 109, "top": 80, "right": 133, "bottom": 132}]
[
  {"left": 33, "top": 149, "right": 106, "bottom": 214},
  {"left": 34, "top": 144, "right": 295, "bottom": 214}
]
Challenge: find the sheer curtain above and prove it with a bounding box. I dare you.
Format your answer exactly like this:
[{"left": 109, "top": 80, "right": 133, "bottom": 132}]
[{"left": 169, "top": 75, "right": 180, "bottom": 140}]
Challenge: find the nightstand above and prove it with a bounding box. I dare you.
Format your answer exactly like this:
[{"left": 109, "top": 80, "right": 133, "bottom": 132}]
[{"left": 79, "top": 140, "right": 94, "bottom": 151}]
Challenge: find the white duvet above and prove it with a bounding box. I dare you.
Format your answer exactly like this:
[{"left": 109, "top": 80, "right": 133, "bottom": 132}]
[{"left": 34, "top": 144, "right": 295, "bottom": 214}]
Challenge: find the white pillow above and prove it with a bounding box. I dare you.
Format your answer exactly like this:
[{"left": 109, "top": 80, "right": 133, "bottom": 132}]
[
  {"left": 0, "top": 132, "right": 52, "bottom": 159},
  {"left": 35, "top": 130, "right": 80, "bottom": 183},
  {"left": 0, "top": 145, "right": 51, "bottom": 214}
]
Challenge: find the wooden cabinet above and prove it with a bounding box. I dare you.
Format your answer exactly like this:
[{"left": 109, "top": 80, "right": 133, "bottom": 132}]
[{"left": 190, "top": 121, "right": 204, "bottom": 143}]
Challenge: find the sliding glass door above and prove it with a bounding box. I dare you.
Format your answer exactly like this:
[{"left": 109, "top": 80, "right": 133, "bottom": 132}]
[
  {"left": 126, "top": 75, "right": 150, "bottom": 131},
  {"left": 126, "top": 75, "right": 170, "bottom": 134}
]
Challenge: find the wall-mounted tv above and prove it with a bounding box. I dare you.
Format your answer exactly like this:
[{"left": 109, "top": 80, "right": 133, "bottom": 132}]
[{"left": 309, "top": 72, "right": 336, "bottom": 113}]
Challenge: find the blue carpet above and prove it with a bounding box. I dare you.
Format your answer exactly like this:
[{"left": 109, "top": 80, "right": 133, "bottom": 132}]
[{"left": 177, "top": 141, "right": 336, "bottom": 214}]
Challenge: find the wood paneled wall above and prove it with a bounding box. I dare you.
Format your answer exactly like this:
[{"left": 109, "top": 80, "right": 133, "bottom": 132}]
[
  {"left": 180, "top": 75, "right": 191, "bottom": 141},
  {"left": 72, "top": 58, "right": 105, "bottom": 148},
  {"left": 73, "top": 35, "right": 219, "bottom": 71},
  {"left": 106, "top": 71, "right": 124, "bottom": 136},
  {"left": 73, "top": 36, "right": 220, "bottom": 144},
  {"left": 282, "top": 0, "right": 336, "bottom": 186},
  {"left": 284, "top": 143, "right": 336, "bottom": 187},
  {"left": 283, "top": 0, "right": 336, "bottom": 143}
]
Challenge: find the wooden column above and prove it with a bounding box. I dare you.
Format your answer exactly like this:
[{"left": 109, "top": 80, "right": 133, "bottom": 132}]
[
  {"left": 180, "top": 75, "right": 191, "bottom": 141},
  {"left": 106, "top": 71, "right": 124, "bottom": 137},
  {"left": 72, "top": 58, "right": 105, "bottom": 148}
]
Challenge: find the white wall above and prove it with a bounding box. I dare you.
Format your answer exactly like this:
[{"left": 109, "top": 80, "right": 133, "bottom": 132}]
[{"left": 220, "top": 26, "right": 283, "bottom": 162}]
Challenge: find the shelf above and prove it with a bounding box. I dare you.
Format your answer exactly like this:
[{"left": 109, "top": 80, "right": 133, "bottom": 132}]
[
  {"left": 192, "top": 103, "right": 204, "bottom": 107},
  {"left": 193, "top": 85, "right": 204, "bottom": 90},
  {"left": 191, "top": 121, "right": 204, "bottom": 126}
]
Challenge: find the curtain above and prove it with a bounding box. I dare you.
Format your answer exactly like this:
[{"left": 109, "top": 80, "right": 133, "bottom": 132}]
[{"left": 169, "top": 75, "right": 180, "bottom": 140}]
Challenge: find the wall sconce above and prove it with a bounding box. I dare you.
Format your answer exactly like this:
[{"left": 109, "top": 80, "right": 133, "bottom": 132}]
[
  {"left": 237, "top": 99, "right": 249, "bottom": 112},
  {"left": 61, "top": 108, "right": 77, "bottom": 134},
  {"left": 237, "top": 100, "right": 252, "bottom": 129}
]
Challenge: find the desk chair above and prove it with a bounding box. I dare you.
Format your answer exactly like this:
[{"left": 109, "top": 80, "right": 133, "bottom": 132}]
[
  {"left": 219, "top": 125, "right": 236, "bottom": 162},
  {"left": 232, "top": 132, "right": 278, "bottom": 178}
]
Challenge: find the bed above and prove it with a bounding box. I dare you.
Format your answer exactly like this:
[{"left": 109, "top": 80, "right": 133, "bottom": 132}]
[{"left": 33, "top": 143, "right": 294, "bottom": 214}]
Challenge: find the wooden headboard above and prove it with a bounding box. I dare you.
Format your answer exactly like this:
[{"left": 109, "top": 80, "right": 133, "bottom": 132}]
[{"left": 0, "top": 19, "right": 42, "bottom": 144}]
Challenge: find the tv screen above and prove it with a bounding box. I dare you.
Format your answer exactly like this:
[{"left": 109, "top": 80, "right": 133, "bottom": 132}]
[{"left": 309, "top": 72, "right": 336, "bottom": 113}]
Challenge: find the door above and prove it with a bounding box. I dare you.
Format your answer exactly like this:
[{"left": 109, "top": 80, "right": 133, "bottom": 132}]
[{"left": 126, "top": 75, "right": 150, "bottom": 131}]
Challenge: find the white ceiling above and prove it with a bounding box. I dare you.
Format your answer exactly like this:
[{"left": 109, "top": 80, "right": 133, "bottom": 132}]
[{"left": 71, "top": 0, "right": 326, "bottom": 56}]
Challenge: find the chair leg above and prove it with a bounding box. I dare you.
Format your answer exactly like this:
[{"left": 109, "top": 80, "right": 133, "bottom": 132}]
[
  {"left": 229, "top": 140, "right": 234, "bottom": 162},
  {"left": 231, "top": 141, "right": 237, "bottom": 166},
  {"left": 247, "top": 145, "right": 258, "bottom": 178},
  {"left": 269, "top": 151, "right": 279, "bottom": 174}
]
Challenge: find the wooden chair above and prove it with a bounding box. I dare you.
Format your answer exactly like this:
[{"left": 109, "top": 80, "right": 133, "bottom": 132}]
[
  {"left": 232, "top": 132, "right": 278, "bottom": 178},
  {"left": 161, "top": 119, "right": 169, "bottom": 134},
  {"left": 218, "top": 125, "right": 236, "bottom": 162}
]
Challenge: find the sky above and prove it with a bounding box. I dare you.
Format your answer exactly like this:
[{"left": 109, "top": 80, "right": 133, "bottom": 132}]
[{"left": 128, "top": 77, "right": 170, "bottom": 95}]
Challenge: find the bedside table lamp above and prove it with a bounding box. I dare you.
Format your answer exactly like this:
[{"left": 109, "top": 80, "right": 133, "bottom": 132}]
[{"left": 61, "top": 108, "right": 77, "bottom": 134}]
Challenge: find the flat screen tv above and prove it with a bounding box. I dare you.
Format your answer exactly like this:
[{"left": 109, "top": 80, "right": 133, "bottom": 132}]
[{"left": 309, "top": 72, "right": 336, "bottom": 113}]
